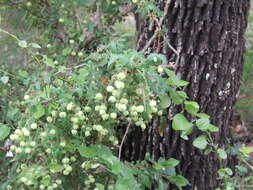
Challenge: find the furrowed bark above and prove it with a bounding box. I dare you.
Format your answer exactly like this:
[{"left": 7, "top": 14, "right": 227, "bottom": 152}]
[{"left": 122, "top": 0, "right": 250, "bottom": 189}]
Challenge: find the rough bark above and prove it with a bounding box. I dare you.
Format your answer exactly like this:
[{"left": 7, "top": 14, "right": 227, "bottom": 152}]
[{"left": 122, "top": 0, "right": 250, "bottom": 189}]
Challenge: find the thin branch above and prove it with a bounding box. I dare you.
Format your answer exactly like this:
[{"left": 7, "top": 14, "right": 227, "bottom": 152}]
[{"left": 118, "top": 122, "right": 131, "bottom": 160}]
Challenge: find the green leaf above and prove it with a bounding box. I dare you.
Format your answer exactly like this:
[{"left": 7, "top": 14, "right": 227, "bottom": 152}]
[
  {"left": 44, "top": 57, "right": 55, "bottom": 68},
  {"left": 196, "top": 113, "right": 210, "bottom": 119},
  {"left": 184, "top": 101, "right": 199, "bottom": 115},
  {"left": 0, "top": 123, "right": 10, "bottom": 141},
  {"left": 172, "top": 113, "right": 192, "bottom": 131},
  {"left": 170, "top": 175, "right": 189, "bottom": 187},
  {"left": 30, "top": 43, "right": 41, "bottom": 49},
  {"left": 32, "top": 104, "right": 45, "bottom": 119},
  {"left": 240, "top": 145, "right": 253, "bottom": 156},
  {"left": 18, "top": 40, "right": 28, "bottom": 48},
  {"left": 207, "top": 124, "right": 219, "bottom": 132},
  {"left": 217, "top": 148, "right": 227, "bottom": 159},
  {"left": 159, "top": 94, "right": 171, "bottom": 109},
  {"left": 193, "top": 135, "right": 208, "bottom": 150},
  {"left": 78, "top": 146, "right": 97, "bottom": 158},
  {"left": 196, "top": 118, "right": 210, "bottom": 131}
]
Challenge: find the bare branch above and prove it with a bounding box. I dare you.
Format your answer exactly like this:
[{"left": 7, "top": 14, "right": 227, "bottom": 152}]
[{"left": 118, "top": 122, "right": 131, "bottom": 160}]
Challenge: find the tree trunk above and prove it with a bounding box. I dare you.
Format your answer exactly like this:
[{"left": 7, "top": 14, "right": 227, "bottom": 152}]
[{"left": 122, "top": 0, "right": 250, "bottom": 189}]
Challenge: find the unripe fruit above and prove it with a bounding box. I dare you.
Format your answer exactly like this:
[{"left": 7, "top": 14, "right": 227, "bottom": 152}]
[
  {"left": 62, "top": 157, "right": 70, "bottom": 164},
  {"left": 110, "top": 113, "right": 117, "bottom": 119},
  {"left": 71, "top": 129, "right": 78, "bottom": 135},
  {"left": 106, "top": 85, "right": 114, "bottom": 92},
  {"left": 59, "top": 18, "right": 64, "bottom": 23},
  {"left": 26, "top": 2, "right": 32, "bottom": 7},
  {"left": 69, "top": 39, "right": 74, "bottom": 44},
  {"left": 108, "top": 96, "right": 117, "bottom": 103},
  {"left": 60, "top": 141, "right": 66, "bottom": 147},
  {"left": 84, "top": 106, "right": 91, "bottom": 112},
  {"left": 95, "top": 93, "right": 103, "bottom": 100},
  {"left": 24, "top": 95, "right": 30, "bottom": 100},
  {"left": 116, "top": 72, "right": 126, "bottom": 80},
  {"left": 22, "top": 128, "right": 30, "bottom": 136},
  {"left": 59, "top": 112, "right": 67, "bottom": 118},
  {"left": 157, "top": 66, "right": 163, "bottom": 73},
  {"left": 78, "top": 52, "right": 83, "bottom": 57},
  {"left": 50, "top": 129, "right": 56, "bottom": 135},
  {"left": 114, "top": 81, "right": 125, "bottom": 89},
  {"left": 47, "top": 116, "right": 53, "bottom": 123},
  {"left": 136, "top": 105, "right": 144, "bottom": 113},
  {"left": 31, "top": 122, "right": 38, "bottom": 129},
  {"left": 25, "top": 147, "right": 31, "bottom": 154}
]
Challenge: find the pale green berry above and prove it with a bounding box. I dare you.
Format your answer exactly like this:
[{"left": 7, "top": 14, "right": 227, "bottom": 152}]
[
  {"left": 30, "top": 141, "right": 36, "bottom": 147},
  {"left": 69, "top": 39, "right": 74, "bottom": 44},
  {"left": 39, "top": 185, "right": 45, "bottom": 190},
  {"left": 120, "top": 98, "right": 128, "bottom": 104},
  {"left": 95, "top": 105, "right": 100, "bottom": 111},
  {"left": 100, "top": 104, "right": 107, "bottom": 110},
  {"left": 56, "top": 179, "right": 62, "bottom": 184},
  {"left": 117, "top": 72, "right": 126, "bottom": 80},
  {"left": 149, "top": 100, "right": 157, "bottom": 107},
  {"left": 136, "top": 105, "right": 144, "bottom": 113},
  {"left": 114, "top": 81, "right": 125, "bottom": 89},
  {"left": 158, "top": 110, "right": 163, "bottom": 116},
  {"left": 54, "top": 60, "right": 59, "bottom": 65},
  {"left": 46, "top": 44, "right": 51, "bottom": 48},
  {"left": 108, "top": 96, "right": 116, "bottom": 103},
  {"left": 59, "top": 18, "right": 64, "bottom": 23},
  {"left": 67, "top": 102, "right": 74, "bottom": 110},
  {"left": 46, "top": 148, "right": 51, "bottom": 153},
  {"left": 50, "top": 129, "right": 56, "bottom": 135},
  {"left": 78, "top": 52, "right": 83, "bottom": 57},
  {"left": 95, "top": 93, "right": 103, "bottom": 100},
  {"left": 71, "top": 117, "right": 79, "bottom": 123},
  {"left": 110, "top": 113, "right": 117, "bottom": 119},
  {"left": 16, "top": 147, "right": 22, "bottom": 153},
  {"left": 62, "top": 157, "right": 70, "bottom": 164},
  {"left": 59, "top": 112, "right": 67, "bottom": 118},
  {"left": 136, "top": 88, "right": 143, "bottom": 95},
  {"left": 157, "top": 66, "right": 163, "bottom": 73},
  {"left": 51, "top": 110, "right": 57, "bottom": 117},
  {"left": 24, "top": 95, "right": 30, "bottom": 100},
  {"left": 141, "top": 123, "right": 146, "bottom": 130},
  {"left": 10, "top": 145, "right": 16, "bottom": 151},
  {"left": 73, "top": 124, "right": 79, "bottom": 129},
  {"left": 76, "top": 110, "right": 84, "bottom": 117},
  {"left": 41, "top": 132, "right": 47, "bottom": 137},
  {"left": 22, "top": 128, "right": 30, "bottom": 136},
  {"left": 47, "top": 116, "right": 53, "bottom": 123},
  {"left": 102, "top": 114, "right": 109, "bottom": 120},
  {"left": 84, "top": 106, "right": 91, "bottom": 112},
  {"left": 85, "top": 131, "right": 90, "bottom": 136},
  {"left": 70, "top": 156, "right": 76, "bottom": 162},
  {"left": 52, "top": 183, "right": 58, "bottom": 188},
  {"left": 20, "top": 141, "right": 26, "bottom": 147},
  {"left": 99, "top": 110, "right": 106, "bottom": 115},
  {"left": 123, "top": 111, "right": 129, "bottom": 116},
  {"left": 71, "top": 129, "right": 78, "bottom": 135},
  {"left": 106, "top": 85, "right": 114, "bottom": 92},
  {"left": 132, "top": 0, "right": 138, "bottom": 3},
  {"left": 112, "top": 0, "right": 116, "bottom": 5},
  {"left": 65, "top": 165, "right": 72, "bottom": 172},
  {"left": 112, "top": 89, "right": 120, "bottom": 97},
  {"left": 60, "top": 141, "right": 66, "bottom": 147},
  {"left": 63, "top": 170, "right": 69, "bottom": 175},
  {"left": 25, "top": 147, "right": 31, "bottom": 154},
  {"left": 31, "top": 122, "right": 38, "bottom": 129},
  {"left": 153, "top": 56, "right": 158, "bottom": 62}
]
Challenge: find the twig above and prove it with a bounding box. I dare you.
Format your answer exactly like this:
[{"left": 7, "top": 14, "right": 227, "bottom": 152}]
[
  {"left": 118, "top": 122, "right": 131, "bottom": 160},
  {"left": 141, "top": 0, "right": 171, "bottom": 53}
]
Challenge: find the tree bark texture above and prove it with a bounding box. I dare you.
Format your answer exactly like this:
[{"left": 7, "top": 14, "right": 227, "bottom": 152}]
[{"left": 122, "top": 0, "right": 250, "bottom": 189}]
